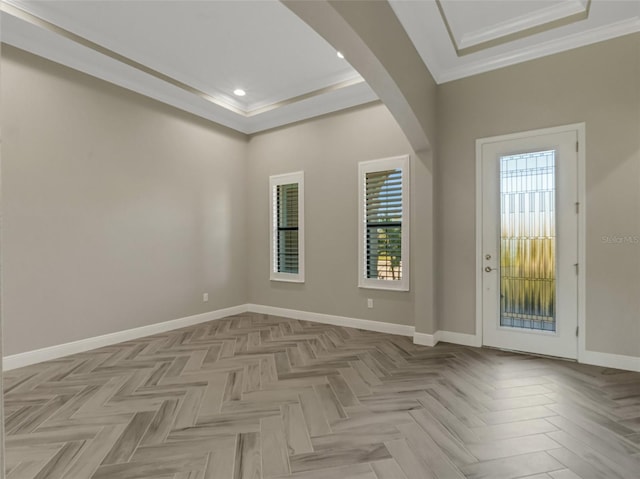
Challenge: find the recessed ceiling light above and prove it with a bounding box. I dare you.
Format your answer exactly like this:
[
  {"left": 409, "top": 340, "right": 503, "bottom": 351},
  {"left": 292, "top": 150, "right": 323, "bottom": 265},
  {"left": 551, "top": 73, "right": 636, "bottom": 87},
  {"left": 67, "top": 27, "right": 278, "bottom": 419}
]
[
  {"left": 233, "top": 88, "right": 246, "bottom": 97},
  {"left": 337, "top": 51, "right": 345, "bottom": 59}
]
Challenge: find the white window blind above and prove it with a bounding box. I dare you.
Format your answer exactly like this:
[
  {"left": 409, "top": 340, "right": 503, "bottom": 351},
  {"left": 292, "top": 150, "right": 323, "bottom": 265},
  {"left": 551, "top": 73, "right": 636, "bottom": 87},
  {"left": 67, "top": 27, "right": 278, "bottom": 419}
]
[
  {"left": 276, "top": 183, "right": 299, "bottom": 274},
  {"left": 358, "top": 156, "right": 409, "bottom": 291},
  {"left": 270, "top": 171, "right": 304, "bottom": 282}
]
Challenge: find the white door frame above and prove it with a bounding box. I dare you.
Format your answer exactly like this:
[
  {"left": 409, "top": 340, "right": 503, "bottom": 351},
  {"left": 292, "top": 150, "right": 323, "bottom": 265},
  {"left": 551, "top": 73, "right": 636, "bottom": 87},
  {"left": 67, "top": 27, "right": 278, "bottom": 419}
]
[{"left": 475, "top": 123, "right": 586, "bottom": 360}]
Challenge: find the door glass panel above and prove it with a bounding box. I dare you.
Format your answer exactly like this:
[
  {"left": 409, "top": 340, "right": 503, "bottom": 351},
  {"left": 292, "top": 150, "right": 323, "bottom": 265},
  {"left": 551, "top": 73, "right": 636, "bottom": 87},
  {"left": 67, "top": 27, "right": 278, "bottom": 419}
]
[{"left": 500, "top": 150, "right": 556, "bottom": 331}]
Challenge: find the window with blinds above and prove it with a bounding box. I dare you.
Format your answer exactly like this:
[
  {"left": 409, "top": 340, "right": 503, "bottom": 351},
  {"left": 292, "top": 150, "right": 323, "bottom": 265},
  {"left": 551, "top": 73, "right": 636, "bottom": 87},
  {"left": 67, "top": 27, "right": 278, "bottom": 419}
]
[
  {"left": 276, "top": 183, "right": 299, "bottom": 274},
  {"left": 270, "top": 171, "right": 304, "bottom": 282},
  {"left": 358, "top": 156, "right": 410, "bottom": 291}
]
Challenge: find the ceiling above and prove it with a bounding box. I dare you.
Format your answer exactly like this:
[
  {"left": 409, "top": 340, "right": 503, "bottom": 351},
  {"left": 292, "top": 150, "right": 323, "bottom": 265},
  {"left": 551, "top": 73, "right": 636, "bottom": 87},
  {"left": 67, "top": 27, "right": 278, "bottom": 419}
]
[
  {"left": 390, "top": 0, "right": 640, "bottom": 83},
  {"left": 2, "top": 1, "right": 639, "bottom": 134}
]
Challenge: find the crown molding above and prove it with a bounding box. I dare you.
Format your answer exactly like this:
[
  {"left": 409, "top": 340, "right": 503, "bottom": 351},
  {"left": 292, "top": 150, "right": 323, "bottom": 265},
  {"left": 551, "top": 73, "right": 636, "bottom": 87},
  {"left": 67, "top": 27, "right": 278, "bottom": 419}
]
[
  {"left": 458, "top": 0, "right": 589, "bottom": 49},
  {"left": 438, "top": 16, "right": 640, "bottom": 84},
  {"left": 436, "top": 0, "right": 591, "bottom": 55},
  {"left": 0, "top": 1, "right": 378, "bottom": 134}
]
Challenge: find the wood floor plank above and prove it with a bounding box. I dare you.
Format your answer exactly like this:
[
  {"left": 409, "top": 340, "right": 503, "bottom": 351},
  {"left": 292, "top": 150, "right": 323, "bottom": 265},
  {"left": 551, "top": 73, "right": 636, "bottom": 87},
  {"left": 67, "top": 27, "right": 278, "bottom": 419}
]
[
  {"left": 4, "top": 312, "right": 640, "bottom": 479},
  {"left": 371, "top": 458, "right": 409, "bottom": 479},
  {"left": 467, "top": 433, "right": 562, "bottom": 461},
  {"left": 547, "top": 447, "right": 618, "bottom": 479},
  {"left": 460, "top": 451, "right": 564, "bottom": 479},
  {"left": 311, "top": 423, "right": 402, "bottom": 451},
  {"left": 290, "top": 443, "right": 390, "bottom": 474},
  {"left": 327, "top": 374, "right": 359, "bottom": 407},
  {"left": 234, "top": 432, "right": 261, "bottom": 479},
  {"left": 385, "top": 438, "right": 436, "bottom": 479},
  {"left": 313, "top": 384, "right": 348, "bottom": 423},
  {"left": 408, "top": 408, "right": 477, "bottom": 467},
  {"left": 204, "top": 447, "right": 235, "bottom": 479},
  {"left": 547, "top": 430, "right": 639, "bottom": 479},
  {"left": 472, "top": 418, "right": 559, "bottom": 441},
  {"left": 298, "top": 388, "right": 331, "bottom": 437},
  {"left": 281, "top": 403, "right": 313, "bottom": 455},
  {"left": 478, "top": 405, "right": 557, "bottom": 425},
  {"left": 32, "top": 440, "right": 84, "bottom": 479},
  {"left": 139, "top": 398, "right": 180, "bottom": 446},
  {"left": 288, "top": 463, "right": 377, "bottom": 479},
  {"left": 548, "top": 468, "right": 583, "bottom": 479},
  {"left": 339, "top": 367, "right": 371, "bottom": 397},
  {"left": 398, "top": 421, "right": 466, "bottom": 479},
  {"left": 260, "top": 415, "right": 290, "bottom": 478},
  {"left": 62, "top": 425, "right": 128, "bottom": 478},
  {"left": 101, "top": 411, "right": 156, "bottom": 465}
]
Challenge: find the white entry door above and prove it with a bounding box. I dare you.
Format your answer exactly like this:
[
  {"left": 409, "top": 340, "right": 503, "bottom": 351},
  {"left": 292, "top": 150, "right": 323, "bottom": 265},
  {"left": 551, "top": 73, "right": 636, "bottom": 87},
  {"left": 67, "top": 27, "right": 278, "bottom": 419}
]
[{"left": 479, "top": 126, "right": 580, "bottom": 359}]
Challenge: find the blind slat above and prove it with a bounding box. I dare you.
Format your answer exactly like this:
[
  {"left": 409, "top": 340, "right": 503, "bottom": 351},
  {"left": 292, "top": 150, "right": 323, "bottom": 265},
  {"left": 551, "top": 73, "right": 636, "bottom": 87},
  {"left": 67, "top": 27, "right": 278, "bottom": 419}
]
[
  {"left": 275, "top": 183, "right": 299, "bottom": 274},
  {"left": 364, "top": 168, "right": 403, "bottom": 281}
]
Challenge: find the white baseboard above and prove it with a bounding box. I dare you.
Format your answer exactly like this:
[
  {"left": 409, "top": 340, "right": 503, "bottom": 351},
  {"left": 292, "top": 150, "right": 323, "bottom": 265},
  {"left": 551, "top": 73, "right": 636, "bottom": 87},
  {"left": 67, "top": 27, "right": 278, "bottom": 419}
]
[
  {"left": 580, "top": 349, "right": 640, "bottom": 373},
  {"left": 437, "top": 330, "right": 482, "bottom": 347},
  {"left": 3, "top": 304, "right": 249, "bottom": 371},
  {"left": 247, "top": 304, "right": 415, "bottom": 337},
  {"left": 414, "top": 330, "right": 481, "bottom": 348},
  {"left": 413, "top": 332, "right": 438, "bottom": 347},
  {"left": 8, "top": 303, "right": 635, "bottom": 373}
]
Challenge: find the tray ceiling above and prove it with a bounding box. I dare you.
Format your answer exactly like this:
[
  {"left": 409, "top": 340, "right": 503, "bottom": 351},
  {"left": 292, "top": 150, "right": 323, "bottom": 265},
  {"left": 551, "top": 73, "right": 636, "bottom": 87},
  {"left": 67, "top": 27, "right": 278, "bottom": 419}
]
[
  {"left": 2, "top": 1, "right": 638, "bottom": 134},
  {"left": 391, "top": 0, "right": 640, "bottom": 83},
  {"left": 1, "top": 0, "right": 377, "bottom": 134}
]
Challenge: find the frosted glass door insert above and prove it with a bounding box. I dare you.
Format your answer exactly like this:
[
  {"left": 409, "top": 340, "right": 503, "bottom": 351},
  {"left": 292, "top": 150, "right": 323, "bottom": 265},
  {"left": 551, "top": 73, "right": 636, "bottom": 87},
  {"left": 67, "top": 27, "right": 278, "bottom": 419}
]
[{"left": 499, "top": 150, "right": 556, "bottom": 331}]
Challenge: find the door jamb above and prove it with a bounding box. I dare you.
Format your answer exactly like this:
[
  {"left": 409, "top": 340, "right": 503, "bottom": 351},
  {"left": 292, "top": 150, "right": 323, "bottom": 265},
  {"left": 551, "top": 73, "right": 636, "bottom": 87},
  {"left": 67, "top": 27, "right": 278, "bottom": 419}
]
[{"left": 475, "top": 123, "right": 586, "bottom": 361}]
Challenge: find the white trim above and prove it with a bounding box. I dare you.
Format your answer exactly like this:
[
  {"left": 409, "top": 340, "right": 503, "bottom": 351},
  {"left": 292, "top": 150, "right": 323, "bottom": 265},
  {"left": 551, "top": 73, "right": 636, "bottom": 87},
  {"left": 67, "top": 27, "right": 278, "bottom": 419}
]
[
  {"left": 3, "top": 304, "right": 249, "bottom": 371},
  {"left": 413, "top": 332, "right": 438, "bottom": 347},
  {"left": 246, "top": 305, "right": 640, "bottom": 372},
  {"left": 580, "top": 350, "right": 640, "bottom": 373},
  {"left": 575, "top": 124, "right": 588, "bottom": 369},
  {"left": 0, "top": 2, "right": 380, "bottom": 135},
  {"left": 455, "top": 0, "right": 587, "bottom": 50},
  {"left": 437, "top": 330, "right": 482, "bottom": 348},
  {"left": 475, "top": 137, "right": 485, "bottom": 345},
  {"left": 269, "top": 171, "right": 305, "bottom": 283},
  {"left": 6, "top": 302, "right": 638, "bottom": 372},
  {"left": 247, "top": 304, "right": 415, "bottom": 337},
  {"left": 358, "top": 155, "right": 410, "bottom": 292},
  {"left": 439, "top": 17, "right": 640, "bottom": 84}
]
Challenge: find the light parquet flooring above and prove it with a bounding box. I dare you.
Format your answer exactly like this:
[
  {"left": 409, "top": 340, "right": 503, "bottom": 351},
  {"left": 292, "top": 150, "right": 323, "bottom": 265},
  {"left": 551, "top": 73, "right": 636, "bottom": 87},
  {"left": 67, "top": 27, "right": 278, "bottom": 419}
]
[{"left": 4, "top": 312, "right": 640, "bottom": 478}]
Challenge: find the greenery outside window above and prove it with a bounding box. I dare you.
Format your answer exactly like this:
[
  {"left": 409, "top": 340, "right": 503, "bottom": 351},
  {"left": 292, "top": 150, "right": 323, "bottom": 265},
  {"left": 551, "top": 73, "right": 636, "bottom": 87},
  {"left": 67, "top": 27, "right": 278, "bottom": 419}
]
[{"left": 358, "top": 155, "right": 410, "bottom": 291}]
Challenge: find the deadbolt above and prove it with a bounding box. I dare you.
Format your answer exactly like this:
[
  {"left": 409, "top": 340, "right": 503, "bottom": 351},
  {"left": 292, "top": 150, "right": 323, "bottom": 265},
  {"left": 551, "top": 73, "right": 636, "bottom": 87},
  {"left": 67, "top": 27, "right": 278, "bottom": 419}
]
[{"left": 485, "top": 254, "right": 492, "bottom": 260}]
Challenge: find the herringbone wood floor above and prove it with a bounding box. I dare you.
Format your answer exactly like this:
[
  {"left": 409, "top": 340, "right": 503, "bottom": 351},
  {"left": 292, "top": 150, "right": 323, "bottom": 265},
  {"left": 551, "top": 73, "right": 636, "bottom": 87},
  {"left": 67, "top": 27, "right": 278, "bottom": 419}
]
[{"left": 3, "top": 313, "right": 640, "bottom": 478}]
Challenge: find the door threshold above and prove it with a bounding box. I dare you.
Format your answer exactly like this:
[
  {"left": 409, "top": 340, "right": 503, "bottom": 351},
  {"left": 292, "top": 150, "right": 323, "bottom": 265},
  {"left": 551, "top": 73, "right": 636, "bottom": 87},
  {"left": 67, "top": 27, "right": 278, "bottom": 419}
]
[{"left": 483, "top": 345, "right": 577, "bottom": 363}]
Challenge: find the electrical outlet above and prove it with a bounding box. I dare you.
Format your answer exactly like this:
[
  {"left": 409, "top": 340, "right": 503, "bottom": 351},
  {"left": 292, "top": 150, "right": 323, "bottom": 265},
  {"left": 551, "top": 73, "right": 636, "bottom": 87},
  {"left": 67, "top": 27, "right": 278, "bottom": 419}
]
[
  {"left": 203, "top": 293, "right": 209, "bottom": 302},
  {"left": 367, "top": 298, "right": 373, "bottom": 308}
]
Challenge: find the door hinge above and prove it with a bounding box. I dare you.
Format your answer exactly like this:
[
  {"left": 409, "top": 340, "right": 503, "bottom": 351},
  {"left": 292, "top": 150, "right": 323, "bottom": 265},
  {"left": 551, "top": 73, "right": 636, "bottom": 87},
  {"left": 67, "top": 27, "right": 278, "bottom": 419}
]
[
  {"left": 576, "top": 141, "right": 579, "bottom": 152},
  {"left": 574, "top": 263, "right": 579, "bottom": 275},
  {"left": 576, "top": 326, "right": 579, "bottom": 337},
  {"left": 575, "top": 202, "right": 580, "bottom": 214}
]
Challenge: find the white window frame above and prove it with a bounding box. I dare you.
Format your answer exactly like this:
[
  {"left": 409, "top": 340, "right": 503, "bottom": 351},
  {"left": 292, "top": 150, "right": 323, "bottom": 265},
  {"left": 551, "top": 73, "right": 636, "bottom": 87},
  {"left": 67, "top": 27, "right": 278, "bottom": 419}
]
[
  {"left": 269, "top": 171, "right": 305, "bottom": 283},
  {"left": 358, "top": 155, "right": 410, "bottom": 291}
]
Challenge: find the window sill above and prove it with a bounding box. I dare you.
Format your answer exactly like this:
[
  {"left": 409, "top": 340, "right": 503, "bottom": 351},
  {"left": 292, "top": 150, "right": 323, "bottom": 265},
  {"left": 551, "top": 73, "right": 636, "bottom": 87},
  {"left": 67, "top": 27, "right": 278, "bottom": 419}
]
[
  {"left": 270, "top": 274, "right": 305, "bottom": 283},
  {"left": 358, "top": 281, "right": 409, "bottom": 292}
]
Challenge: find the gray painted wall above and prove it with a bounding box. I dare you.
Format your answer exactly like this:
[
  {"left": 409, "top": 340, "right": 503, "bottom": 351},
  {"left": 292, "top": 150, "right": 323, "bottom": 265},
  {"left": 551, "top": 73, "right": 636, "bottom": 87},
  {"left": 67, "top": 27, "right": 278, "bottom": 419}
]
[
  {"left": 1, "top": 46, "right": 248, "bottom": 355},
  {"left": 247, "top": 102, "right": 426, "bottom": 326},
  {"left": 436, "top": 33, "right": 640, "bottom": 357},
  {"left": 1, "top": 32, "right": 639, "bottom": 363}
]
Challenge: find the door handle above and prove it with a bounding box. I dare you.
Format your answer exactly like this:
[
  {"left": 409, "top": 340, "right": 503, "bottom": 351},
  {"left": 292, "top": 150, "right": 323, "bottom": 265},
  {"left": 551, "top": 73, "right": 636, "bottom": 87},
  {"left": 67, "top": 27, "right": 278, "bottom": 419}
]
[{"left": 484, "top": 266, "right": 495, "bottom": 272}]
